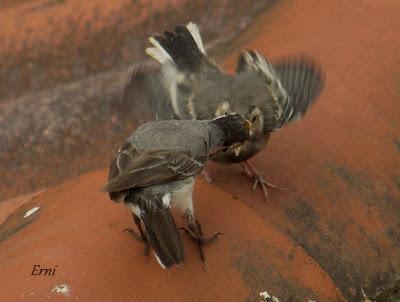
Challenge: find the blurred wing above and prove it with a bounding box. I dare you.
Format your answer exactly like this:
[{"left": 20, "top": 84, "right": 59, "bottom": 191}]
[
  {"left": 236, "top": 51, "right": 325, "bottom": 131},
  {"left": 104, "top": 142, "right": 204, "bottom": 193},
  {"left": 121, "top": 60, "right": 179, "bottom": 121},
  {"left": 273, "top": 56, "right": 325, "bottom": 128},
  {"left": 236, "top": 50, "right": 288, "bottom": 131}
]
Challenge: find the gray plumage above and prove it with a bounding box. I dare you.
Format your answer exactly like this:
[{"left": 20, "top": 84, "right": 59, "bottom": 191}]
[
  {"left": 136, "top": 22, "right": 325, "bottom": 200},
  {"left": 104, "top": 115, "right": 249, "bottom": 268}
]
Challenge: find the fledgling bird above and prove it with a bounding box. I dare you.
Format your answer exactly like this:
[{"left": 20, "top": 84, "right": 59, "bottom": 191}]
[
  {"left": 103, "top": 114, "right": 250, "bottom": 269},
  {"left": 141, "top": 22, "right": 325, "bottom": 201}
]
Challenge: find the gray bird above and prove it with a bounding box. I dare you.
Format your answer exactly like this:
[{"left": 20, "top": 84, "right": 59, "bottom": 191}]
[
  {"left": 103, "top": 114, "right": 250, "bottom": 269},
  {"left": 140, "top": 22, "right": 325, "bottom": 200}
]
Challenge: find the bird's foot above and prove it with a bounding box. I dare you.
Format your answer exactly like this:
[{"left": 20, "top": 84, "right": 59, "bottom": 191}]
[
  {"left": 241, "top": 161, "right": 283, "bottom": 201},
  {"left": 201, "top": 169, "right": 214, "bottom": 184},
  {"left": 180, "top": 220, "right": 222, "bottom": 269},
  {"left": 241, "top": 162, "right": 254, "bottom": 179},
  {"left": 252, "top": 175, "right": 282, "bottom": 201},
  {"left": 122, "top": 227, "right": 143, "bottom": 241},
  {"left": 123, "top": 228, "right": 150, "bottom": 256}
]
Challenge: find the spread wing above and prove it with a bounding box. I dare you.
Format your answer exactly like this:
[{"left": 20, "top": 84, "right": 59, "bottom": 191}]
[
  {"left": 273, "top": 56, "right": 325, "bottom": 127},
  {"left": 117, "top": 61, "right": 168, "bottom": 124},
  {"left": 104, "top": 141, "right": 204, "bottom": 194},
  {"left": 236, "top": 50, "right": 325, "bottom": 131}
]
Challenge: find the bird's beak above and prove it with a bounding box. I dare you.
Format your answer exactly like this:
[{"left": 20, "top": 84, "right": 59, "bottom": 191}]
[
  {"left": 234, "top": 145, "right": 241, "bottom": 157},
  {"left": 230, "top": 119, "right": 252, "bottom": 157},
  {"left": 244, "top": 119, "right": 253, "bottom": 137},
  {"left": 244, "top": 119, "right": 252, "bottom": 130},
  {"left": 225, "top": 142, "right": 242, "bottom": 157}
]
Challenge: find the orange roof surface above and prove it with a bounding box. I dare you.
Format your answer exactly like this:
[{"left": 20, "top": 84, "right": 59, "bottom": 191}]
[{"left": 1, "top": 0, "right": 400, "bottom": 301}]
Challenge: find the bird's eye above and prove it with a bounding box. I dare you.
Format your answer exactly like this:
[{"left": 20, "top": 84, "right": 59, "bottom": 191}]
[
  {"left": 224, "top": 111, "right": 229, "bottom": 115},
  {"left": 251, "top": 115, "right": 257, "bottom": 123}
]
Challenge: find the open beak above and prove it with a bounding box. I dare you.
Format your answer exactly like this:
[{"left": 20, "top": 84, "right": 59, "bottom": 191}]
[
  {"left": 234, "top": 146, "right": 241, "bottom": 156},
  {"left": 225, "top": 142, "right": 242, "bottom": 157},
  {"left": 216, "top": 119, "right": 252, "bottom": 158}
]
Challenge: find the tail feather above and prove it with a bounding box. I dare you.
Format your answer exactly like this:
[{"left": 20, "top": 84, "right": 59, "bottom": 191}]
[
  {"left": 146, "top": 23, "right": 206, "bottom": 71},
  {"left": 135, "top": 193, "right": 184, "bottom": 269},
  {"left": 141, "top": 207, "right": 184, "bottom": 269},
  {"left": 146, "top": 37, "right": 173, "bottom": 64},
  {"left": 186, "top": 22, "right": 206, "bottom": 54}
]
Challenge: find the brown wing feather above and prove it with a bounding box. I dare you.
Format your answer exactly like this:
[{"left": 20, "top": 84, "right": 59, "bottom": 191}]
[{"left": 104, "top": 143, "right": 204, "bottom": 193}]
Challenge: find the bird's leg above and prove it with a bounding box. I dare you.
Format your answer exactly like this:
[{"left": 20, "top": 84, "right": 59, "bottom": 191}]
[
  {"left": 240, "top": 161, "right": 282, "bottom": 201},
  {"left": 241, "top": 161, "right": 254, "bottom": 178},
  {"left": 180, "top": 209, "right": 222, "bottom": 268},
  {"left": 123, "top": 214, "right": 146, "bottom": 241},
  {"left": 201, "top": 168, "right": 213, "bottom": 184},
  {"left": 123, "top": 213, "right": 150, "bottom": 256}
]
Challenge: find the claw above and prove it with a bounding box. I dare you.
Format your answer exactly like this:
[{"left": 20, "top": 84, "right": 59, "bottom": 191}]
[
  {"left": 241, "top": 161, "right": 283, "bottom": 201},
  {"left": 180, "top": 227, "right": 222, "bottom": 245},
  {"left": 123, "top": 228, "right": 150, "bottom": 256},
  {"left": 180, "top": 220, "right": 222, "bottom": 269},
  {"left": 252, "top": 179, "right": 258, "bottom": 191},
  {"left": 123, "top": 227, "right": 144, "bottom": 241}
]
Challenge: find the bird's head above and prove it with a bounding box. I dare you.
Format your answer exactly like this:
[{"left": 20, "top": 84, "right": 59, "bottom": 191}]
[
  {"left": 226, "top": 102, "right": 264, "bottom": 139},
  {"left": 214, "top": 101, "right": 263, "bottom": 138},
  {"left": 211, "top": 113, "right": 251, "bottom": 148},
  {"left": 244, "top": 105, "right": 264, "bottom": 138}
]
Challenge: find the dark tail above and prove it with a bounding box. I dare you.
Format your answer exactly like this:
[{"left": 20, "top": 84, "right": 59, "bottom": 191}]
[
  {"left": 145, "top": 23, "right": 207, "bottom": 71},
  {"left": 136, "top": 193, "right": 184, "bottom": 269}
]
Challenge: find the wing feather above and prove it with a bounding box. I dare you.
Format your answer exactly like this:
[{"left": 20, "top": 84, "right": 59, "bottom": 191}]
[
  {"left": 104, "top": 143, "right": 204, "bottom": 193},
  {"left": 236, "top": 51, "right": 325, "bottom": 131}
]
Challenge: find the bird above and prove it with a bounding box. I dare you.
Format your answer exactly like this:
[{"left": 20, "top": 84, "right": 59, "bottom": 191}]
[
  {"left": 138, "top": 22, "right": 325, "bottom": 201},
  {"left": 103, "top": 114, "right": 250, "bottom": 269}
]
